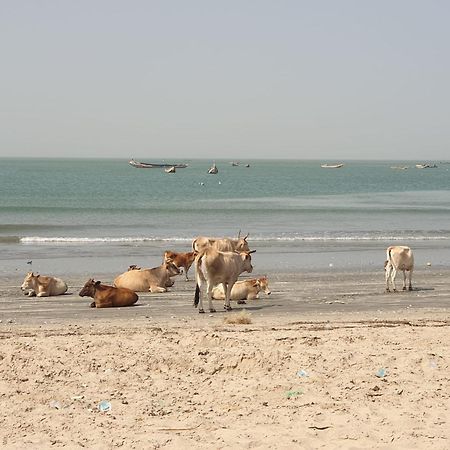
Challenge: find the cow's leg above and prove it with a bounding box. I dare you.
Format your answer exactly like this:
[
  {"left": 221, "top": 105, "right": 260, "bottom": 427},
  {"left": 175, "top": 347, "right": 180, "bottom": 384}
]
[
  {"left": 391, "top": 267, "right": 398, "bottom": 292},
  {"left": 408, "top": 268, "right": 413, "bottom": 291},
  {"left": 385, "top": 267, "right": 392, "bottom": 292},
  {"left": 27, "top": 290, "right": 36, "bottom": 297},
  {"left": 90, "top": 301, "right": 96, "bottom": 308},
  {"left": 36, "top": 287, "right": 48, "bottom": 297},
  {"left": 402, "top": 269, "right": 407, "bottom": 290},
  {"left": 184, "top": 266, "right": 189, "bottom": 282},
  {"left": 206, "top": 281, "right": 215, "bottom": 313},
  {"left": 224, "top": 283, "right": 233, "bottom": 311},
  {"left": 149, "top": 285, "right": 167, "bottom": 293}
]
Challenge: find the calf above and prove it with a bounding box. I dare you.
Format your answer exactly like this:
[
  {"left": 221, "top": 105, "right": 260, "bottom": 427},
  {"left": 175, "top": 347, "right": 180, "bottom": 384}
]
[
  {"left": 163, "top": 250, "right": 196, "bottom": 281},
  {"left": 194, "top": 248, "right": 255, "bottom": 313},
  {"left": 211, "top": 276, "right": 271, "bottom": 303},
  {"left": 385, "top": 246, "right": 414, "bottom": 292},
  {"left": 114, "top": 261, "right": 181, "bottom": 292},
  {"left": 21, "top": 272, "right": 68, "bottom": 297},
  {"left": 79, "top": 279, "right": 138, "bottom": 308}
]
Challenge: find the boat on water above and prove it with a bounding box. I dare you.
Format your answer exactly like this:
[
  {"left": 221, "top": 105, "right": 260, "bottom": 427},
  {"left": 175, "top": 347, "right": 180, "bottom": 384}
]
[
  {"left": 230, "top": 161, "right": 240, "bottom": 166},
  {"left": 208, "top": 162, "right": 218, "bottom": 174},
  {"left": 416, "top": 163, "right": 438, "bottom": 169},
  {"left": 321, "top": 163, "right": 344, "bottom": 169},
  {"left": 164, "top": 166, "right": 176, "bottom": 173},
  {"left": 391, "top": 166, "right": 409, "bottom": 170},
  {"left": 129, "top": 159, "right": 188, "bottom": 169}
]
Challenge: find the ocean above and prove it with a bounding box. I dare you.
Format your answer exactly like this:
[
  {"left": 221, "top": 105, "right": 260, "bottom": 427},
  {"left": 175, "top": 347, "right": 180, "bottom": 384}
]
[{"left": 1, "top": 158, "right": 449, "bottom": 277}]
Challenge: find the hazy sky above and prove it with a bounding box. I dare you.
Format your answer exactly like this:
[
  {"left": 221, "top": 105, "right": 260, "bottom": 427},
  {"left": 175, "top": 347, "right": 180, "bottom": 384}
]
[{"left": 1, "top": 0, "right": 449, "bottom": 159}]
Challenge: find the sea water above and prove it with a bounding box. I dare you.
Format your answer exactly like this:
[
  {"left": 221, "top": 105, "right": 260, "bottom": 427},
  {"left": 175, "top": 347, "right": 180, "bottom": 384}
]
[{"left": 0, "top": 158, "right": 449, "bottom": 276}]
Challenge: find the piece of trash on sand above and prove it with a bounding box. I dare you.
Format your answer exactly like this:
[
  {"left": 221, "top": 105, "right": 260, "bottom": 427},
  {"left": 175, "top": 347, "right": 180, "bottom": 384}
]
[
  {"left": 286, "top": 390, "right": 302, "bottom": 399},
  {"left": 429, "top": 360, "right": 438, "bottom": 369},
  {"left": 297, "top": 369, "right": 309, "bottom": 378},
  {"left": 98, "top": 400, "right": 111, "bottom": 412},
  {"left": 375, "top": 368, "right": 387, "bottom": 378},
  {"left": 426, "top": 262, "right": 432, "bottom": 266},
  {"left": 71, "top": 395, "right": 84, "bottom": 400},
  {"left": 49, "top": 400, "right": 62, "bottom": 409}
]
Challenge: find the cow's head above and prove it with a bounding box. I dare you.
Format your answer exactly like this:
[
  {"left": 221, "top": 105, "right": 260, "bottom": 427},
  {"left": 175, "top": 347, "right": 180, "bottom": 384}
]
[
  {"left": 240, "top": 250, "right": 255, "bottom": 274},
  {"left": 79, "top": 279, "right": 100, "bottom": 298},
  {"left": 21, "top": 272, "right": 38, "bottom": 294},
  {"left": 236, "top": 231, "right": 250, "bottom": 252},
  {"left": 256, "top": 276, "right": 271, "bottom": 295},
  {"left": 165, "top": 260, "right": 182, "bottom": 277}
]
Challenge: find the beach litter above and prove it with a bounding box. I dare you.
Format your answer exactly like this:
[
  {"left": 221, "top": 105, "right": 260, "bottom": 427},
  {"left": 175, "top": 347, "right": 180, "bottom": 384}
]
[
  {"left": 375, "top": 368, "right": 387, "bottom": 378},
  {"left": 98, "top": 400, "right": 111, "bottom": 412},
  {"left": 297, "top": 369, "right": 309, "bottom": 378},
  {"left": 286, "top": 390, "right": 302, "bottom": 399},
  {"left": 49, "top": 400, "right": 62, "bottom": 410}
]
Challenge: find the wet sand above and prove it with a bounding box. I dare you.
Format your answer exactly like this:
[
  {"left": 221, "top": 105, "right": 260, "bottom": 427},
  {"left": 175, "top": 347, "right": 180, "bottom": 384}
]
[{"left": 1, "top": 269, "right": 449, "bottom": 448}]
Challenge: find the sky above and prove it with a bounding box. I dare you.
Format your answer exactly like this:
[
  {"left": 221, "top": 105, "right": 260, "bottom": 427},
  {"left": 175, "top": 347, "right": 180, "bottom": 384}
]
[{"left": 1, "top": 0, "right": 449, "bottom": 160}]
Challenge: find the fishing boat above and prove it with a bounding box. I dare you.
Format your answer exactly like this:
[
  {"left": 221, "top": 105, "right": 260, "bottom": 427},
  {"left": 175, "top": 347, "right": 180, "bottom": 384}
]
[
  {"left": 230, "top": 161, "right": 240, "bottom": 166},
  {"left": 416, "top": 163, "right": 437, "bottom": 169},
  {"left": 321, "top": 163, "right": 344, "bottom": 169},
  {"left": 208, "top": 162, "right": 218, "bottom": 174},
  {"left": 164, "top": 166, "right": 176, "bottom": 173},
  {"left": 129, "top": 159, "right": 188, "bottom": 169}
]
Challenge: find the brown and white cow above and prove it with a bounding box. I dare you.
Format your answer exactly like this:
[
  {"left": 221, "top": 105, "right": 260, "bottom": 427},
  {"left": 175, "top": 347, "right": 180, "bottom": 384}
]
[
  {"left": 384, "top": 246, "right": 414, "bottom": 292},
  {"left": 113, "top": 261, "right": 181, "bottom": 293},
  {"left": 211, "top": 276, "right": 271, "bottom": 303},
  {"left": 21, "top": 272, "right": 68, "bottom": 297},
  {"left": 79, "top": 279, "right": 138, "bottom": 308},
  {"left": 163, "top": 250, "right": 197, "bottom": 281},
  {"left": 192, "top": 231, "right": 250, "bottom": 254},
  {"left": 194, "top": 248, "right": 255, "bottom": 313}
]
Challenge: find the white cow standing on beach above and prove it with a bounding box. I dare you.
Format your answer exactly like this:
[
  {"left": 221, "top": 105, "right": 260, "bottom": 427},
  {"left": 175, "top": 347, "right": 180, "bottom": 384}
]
[{"left": 384, "top": 246, "right": 414, "bottom": 292}]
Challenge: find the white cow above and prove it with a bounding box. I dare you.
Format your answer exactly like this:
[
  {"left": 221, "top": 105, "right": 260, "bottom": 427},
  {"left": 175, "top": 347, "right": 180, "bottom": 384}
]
[
  {"left": 21, "top": 272, "right": 68, "bottom": 297},
  {"left": 194, "top": 248, "right": 255, "bottom": 313},
  {"left": 192, "top": 231, "right": 250, "bottom": 254},
  {"left": 211, "top": 276, "right": 271, "bottom": 303},
  {"left": 385, "top": 246, "right": 414, "bottom": 292}
]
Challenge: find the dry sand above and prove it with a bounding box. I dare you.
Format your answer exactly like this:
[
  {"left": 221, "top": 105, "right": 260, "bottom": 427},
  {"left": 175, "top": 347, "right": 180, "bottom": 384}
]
[{"left": 1, "top": 269, "right": 449, "bottom": 449}]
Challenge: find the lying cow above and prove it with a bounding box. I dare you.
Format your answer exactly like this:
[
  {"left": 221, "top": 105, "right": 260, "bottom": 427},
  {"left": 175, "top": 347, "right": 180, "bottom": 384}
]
[
  {"left": 163, "top": 250, "right": 196, "bottom": 281},
  {"left": 211, "top": 276, "right": 271, "bottom": 304},
  {"left": 114, "top": 261, "right": 181, "bottom": 292},
  {"left": 385, "top": 245, "right": 414, "bottom": 292},
  {"left": 192, "top": 231, "right": 250, "bottom": 254},
  {"left": 21, "top": 272, "right": 68, "bottom": 297},
  {"left": 79, "top": 278, "right": 138, "bottom": 308},
  {"left": 194, "top": 248, "right": 255, "bottom": 313}
]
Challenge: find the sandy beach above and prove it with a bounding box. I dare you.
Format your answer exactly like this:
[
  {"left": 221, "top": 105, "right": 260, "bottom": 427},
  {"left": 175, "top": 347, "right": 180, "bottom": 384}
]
[{"left": 1, "top": 269, "right": 449, "bottom": 449}]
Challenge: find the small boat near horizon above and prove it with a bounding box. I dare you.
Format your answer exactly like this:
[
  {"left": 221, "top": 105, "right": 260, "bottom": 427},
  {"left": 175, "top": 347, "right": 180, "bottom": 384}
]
[
  {"left": 164, "top": 166, "right": 176, "bottom": 173},
  {"left": 391, "top": 166, "right": 409, "bottom": 170},
  {"left": 208, "top": 162, "right": 218, "bottom": 174},
  {"left": 416, "top": 163, "right": 438, "bottom": 169},
  {"left": 129, "top": 159, "right": 188, "bottom": 169},
  {"left": 321, "top": 163, "right": 344, "bottom": 169}
]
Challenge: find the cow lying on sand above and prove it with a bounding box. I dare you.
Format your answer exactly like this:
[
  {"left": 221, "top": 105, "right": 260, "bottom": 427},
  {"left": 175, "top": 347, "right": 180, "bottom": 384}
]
[
  {"left": 79, "top": 279, "right": 138, "bottom": 308},
  {"left": 163, "top": 250, "right": 196, "bottom": 281},
  {"left": 114, "top": 261, "right": 181, "bottom": 292},
  {"left": 194, "top": 248, "right": 255, "bottom": 313},
  {"left": 385, "top": 245, "right": 414, "bottom": 292},
  {"left": 192, "top": 231, "right": 250, "bottom": 253},
  {"left": 211, "top": 276, "right": 271, "bottom": 304},
  {"left": 21, "top": 272, "right": 68, "bottom": 297}
]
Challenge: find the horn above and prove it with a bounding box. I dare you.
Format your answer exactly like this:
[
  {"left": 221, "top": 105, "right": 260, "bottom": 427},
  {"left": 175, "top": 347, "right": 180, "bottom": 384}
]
[
  {"left": 244, "top": 232, "right": 249, "bottom": 240},
  {"left": 237, "top": 229, "right": 241, "bottom": 239},
  {"left": 248, "top": 250, "right": 256, "bottom": 254}
]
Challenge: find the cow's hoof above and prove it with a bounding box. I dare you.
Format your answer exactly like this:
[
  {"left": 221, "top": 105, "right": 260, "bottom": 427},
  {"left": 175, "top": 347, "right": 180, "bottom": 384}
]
[
  {"left": 237, "top": 300, "right": 246, "bottom": 304},
  {"left": 402, "top": 287, "right": 406, "bottom": 291},
  {"left": 209, "top": 308, "right": 216, "bottom": 313},
  {"left": 199, "top": 309, "right": 205, "bottom": 314},
  {"left": 224, "top": 305, "right": 232, "bottom": 311},
  {"left": 408, "top": 287, "right": 413, "bottom": 291},
  {"left": 90, "top": 302, "right": 96, "bottom": 308}
]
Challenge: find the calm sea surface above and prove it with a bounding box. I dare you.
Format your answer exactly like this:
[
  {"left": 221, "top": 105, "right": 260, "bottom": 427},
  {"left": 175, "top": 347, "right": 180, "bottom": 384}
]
[{"left": 1, "top": 158, "right": 449, "bottom": 276}]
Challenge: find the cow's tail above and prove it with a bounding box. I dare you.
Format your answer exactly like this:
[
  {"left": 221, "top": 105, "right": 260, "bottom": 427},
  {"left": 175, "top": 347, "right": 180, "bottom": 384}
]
[
  {"left": 386, "top": 246, "right": 394, "bottom": 265},
  {"left": 194, "top": 284, "right": 200, "bottom": 308}
]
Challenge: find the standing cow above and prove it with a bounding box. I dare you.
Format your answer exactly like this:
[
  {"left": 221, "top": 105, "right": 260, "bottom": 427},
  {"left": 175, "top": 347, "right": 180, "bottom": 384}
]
[
  {"left": 385, "top": 246, "right": 414, "bottom": 292},
  {"left": 192, "top": 231, "right": 250, "bottom": 254},
  {"left": 194, "top": 248, "right": 255, "bottom": 313}
]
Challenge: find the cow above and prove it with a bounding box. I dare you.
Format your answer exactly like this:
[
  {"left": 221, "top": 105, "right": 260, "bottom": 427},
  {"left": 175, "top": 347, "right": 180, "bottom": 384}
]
[
  {"left": 384, "top": 246, "right": 414, "bottom": 292},
  {"left": 211, "top": 276, "right": 271, "bottom": 304},
  {"left": 20, "top": 272, "right": 68, "bottom": 297},
  {"left": 113, "top": 261, "right": 181, "bottom": 292},
  {"left": 192, "top": 231, "right": 250, "bottom": 254},
  {"left": 194, "top": 248, "right": 255, "bottom": 313},
  {"left": 163, "top": 250, "right": 197, "bottom": 281},
  {"left": 79, "top": 279, "right": 138, "bottom": 308}
]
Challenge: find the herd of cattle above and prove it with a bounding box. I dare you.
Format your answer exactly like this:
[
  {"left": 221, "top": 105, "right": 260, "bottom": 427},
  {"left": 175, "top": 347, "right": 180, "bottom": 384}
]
[{"left": 19, "top": 233, "right": 415, "bottom": 313}]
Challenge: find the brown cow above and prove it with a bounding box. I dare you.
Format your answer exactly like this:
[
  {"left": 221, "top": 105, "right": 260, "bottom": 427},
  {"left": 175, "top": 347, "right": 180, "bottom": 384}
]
[
  {"left": 21, "top": 272, "right": 68, "bottom": 297},
  {"left": 79, "top": 279, "right": 138, "bottom": 308},
  {"left": 211, "top": 276, "right": 271, "bottom": 303},
  {"left": 194, "top": 248, "right": 255, "bottom": 313},
  {"left": 113, "top": 261, "right": 181, "bottom": 292},
  {"left": 163, "top": 250, "right": 196, "bottom": 281}
]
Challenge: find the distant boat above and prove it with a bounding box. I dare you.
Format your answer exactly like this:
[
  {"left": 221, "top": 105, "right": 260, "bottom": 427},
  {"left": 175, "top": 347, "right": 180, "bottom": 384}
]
[
  {"left": 416, "top": 163, "right": 437, "bottom": 169},
  {"left": 164, "top": 166, "right": 176, "bottom": 173},
  {"left": 208, "top": 162, "right": 218, "bottom": 174},
  {"left": 129, "top": 159, "right": 188, "bottom": 169},
  {"left": 321, "top": 163, "right": 344, "bottom": 169},
  {"left": 391, "top": 166, "right": 408, "bottom": 170},
  {"left": 230, "top": 161, "right": 240, "bottom": 166},
  {"left": 245, "top": 163, "right": 250, "bottom": 168}
]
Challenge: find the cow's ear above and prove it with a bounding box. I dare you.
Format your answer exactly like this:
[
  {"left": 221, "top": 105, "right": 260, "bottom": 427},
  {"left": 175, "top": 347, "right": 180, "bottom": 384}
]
[
  {"left": 95, "top": 280, "right": 101, "bottom": 286},
  {"left": 36, "top": 273, "right": 40, "bottom": 278},
  {"left": 252, "top": 282, "right": 258, "bottom": 287}
]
